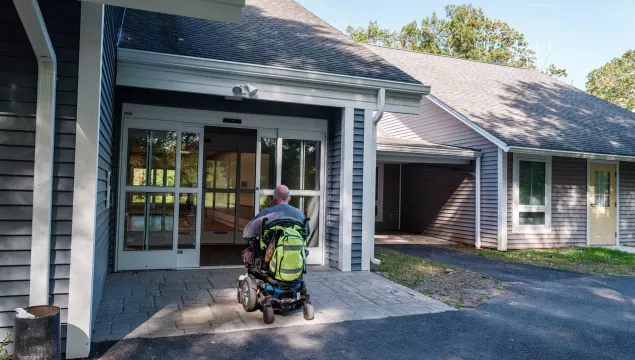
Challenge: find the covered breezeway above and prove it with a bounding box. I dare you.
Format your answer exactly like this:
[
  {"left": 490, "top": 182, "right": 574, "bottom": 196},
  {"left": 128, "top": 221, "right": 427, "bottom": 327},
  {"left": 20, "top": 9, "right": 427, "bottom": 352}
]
[{"left": 374, "top": 134, "right": 481, "bottom": 247}]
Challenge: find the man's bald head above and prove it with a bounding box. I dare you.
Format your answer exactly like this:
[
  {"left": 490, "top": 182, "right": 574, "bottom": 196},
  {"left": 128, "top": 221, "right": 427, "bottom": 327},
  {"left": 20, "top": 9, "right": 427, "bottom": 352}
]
[{"left": 273, "top": 185, "right": 291, "bottom": 205}]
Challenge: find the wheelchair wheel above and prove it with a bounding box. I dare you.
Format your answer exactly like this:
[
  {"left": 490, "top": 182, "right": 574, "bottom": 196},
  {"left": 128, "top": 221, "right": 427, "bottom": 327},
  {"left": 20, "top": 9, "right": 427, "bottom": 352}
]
[
  {"left": 242, "top": 276, "right": 257, "bottom": 312},
  {"left": 303, "top": 303, "right": 314, "bottom": 320},
  {"left": 263, "top": 306, "right": 275, "bottom": 324}
]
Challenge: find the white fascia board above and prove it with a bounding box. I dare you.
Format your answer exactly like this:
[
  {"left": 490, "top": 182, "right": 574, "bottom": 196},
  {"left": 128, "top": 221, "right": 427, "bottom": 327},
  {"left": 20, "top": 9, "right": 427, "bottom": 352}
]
[
  {"left": 426, "top": 94, "right": 509, "bottom": 151},
  {"left": 508, "top": 146, "right": 635, "bottom": 162},
  {"left": 116, "top": 49, "right": 429, "bottom": 114},
  {"left": 377, "top": 144, "right": 479, "bottom": 159},
  {"left": 81, "top": 0, "right": 244, "bottom": 24},
  {"left": 376, "top": 153, "right": 471, "bottom": 165},
  {"left": 13, "top": 0, "right": 57, "bottom": 307}
]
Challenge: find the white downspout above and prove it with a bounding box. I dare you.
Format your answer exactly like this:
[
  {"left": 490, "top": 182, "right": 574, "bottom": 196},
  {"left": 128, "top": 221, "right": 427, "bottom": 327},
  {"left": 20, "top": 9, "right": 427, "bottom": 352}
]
[
  {"left": 370, "top": 88, "right": 386, "bottom": 266},
  {"left": 13, "top": 0, "right": 58, "bottom": 306}
]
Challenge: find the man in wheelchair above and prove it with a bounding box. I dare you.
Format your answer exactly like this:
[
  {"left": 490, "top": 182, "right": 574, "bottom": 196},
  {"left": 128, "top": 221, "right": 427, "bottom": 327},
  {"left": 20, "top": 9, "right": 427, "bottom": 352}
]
[{"left": 238, "top": 185, "right": 315, "bottom": 324}]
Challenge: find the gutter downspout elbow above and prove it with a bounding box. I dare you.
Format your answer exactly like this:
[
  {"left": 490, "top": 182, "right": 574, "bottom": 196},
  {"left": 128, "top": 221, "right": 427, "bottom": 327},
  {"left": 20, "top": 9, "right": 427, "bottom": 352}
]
[{"left": 370, "top": 88, "right": 386, "bottom": 267}]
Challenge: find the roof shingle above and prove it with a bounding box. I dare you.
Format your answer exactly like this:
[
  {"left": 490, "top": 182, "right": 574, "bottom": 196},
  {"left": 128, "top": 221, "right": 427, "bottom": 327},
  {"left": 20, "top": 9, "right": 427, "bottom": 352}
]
[
  {"left": 119, "top": 0, "right": 420, "bottom": 84},
  {"left": 367, "top": 44, "right": 635, "bottom": 157}
]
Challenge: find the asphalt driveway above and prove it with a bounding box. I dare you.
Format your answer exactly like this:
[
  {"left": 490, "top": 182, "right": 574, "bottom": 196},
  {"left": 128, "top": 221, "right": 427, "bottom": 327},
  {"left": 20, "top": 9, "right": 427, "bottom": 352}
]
[{"left": 90, "top": 245, "right": 635, "bottom": 359}]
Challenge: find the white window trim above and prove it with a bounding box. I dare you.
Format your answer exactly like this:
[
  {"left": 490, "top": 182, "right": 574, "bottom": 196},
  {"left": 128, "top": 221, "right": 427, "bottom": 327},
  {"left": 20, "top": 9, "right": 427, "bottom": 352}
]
[
  {"left": 512, "top": 154, "right": 552, "bottom": 234},
  {"left": 375, "top": 163, "right": 385, "bottom": 222}
]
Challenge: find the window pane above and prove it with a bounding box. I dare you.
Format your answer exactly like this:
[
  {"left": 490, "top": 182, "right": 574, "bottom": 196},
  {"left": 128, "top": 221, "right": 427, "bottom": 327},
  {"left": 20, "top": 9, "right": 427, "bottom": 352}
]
[
  {"left": 180, "top": 132, "right": 199, "bottom": 188},
  {"left": 124, "top": 192, "right": 146, "bottom": 251},
  {"left": 147, "top": 193, "right": 175, "bottom": 250},
  {"left": 281, "top": 139, "right": 302, "bottom": 189},
  {"left": 149, "top": 131, "right": 177, "bottom": 187},
  {"left": 289, "top": 196, "right": 320, "bottom": 247},
  {"left": 519, "top": 160, "right": 546, "bottom": 206},
  {"left": 260, "top": 138, "right": 277, "bottom": 189},
  {"left": 240, "top": 153, "right": 256, "bottom": 190},
  {"left": 178, "top": 193, "right": 197, "bottom": 249},
  {"left": 204, "top": 192, "right": 236, "bottom": 231},
  {"left": 519, "top": 212, "right": 546, "bottom": 225},
  {"left": 238, "top": 193, "right": 255, "bottom": 232},
  {"left": 303, "top": 140, "right": 320, "bottom": 191},
  {"left": 206, "top": 151, "right": 237, "bottom": 189},
  {"left": 127, "top": 129, "right": 148, "bottom": 186},
  {"left": 259, "top": 195, "right": 274, "bottom": 211},
  {"left": 594, "top": 171, "right": 610, "bottom": 208}
]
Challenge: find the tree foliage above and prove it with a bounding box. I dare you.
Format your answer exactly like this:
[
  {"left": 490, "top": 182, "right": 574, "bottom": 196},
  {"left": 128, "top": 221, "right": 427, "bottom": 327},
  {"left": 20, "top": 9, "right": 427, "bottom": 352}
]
[
  {"left": 346, "top": 4, "right": 567, "bottom": 78},
  {"left": 586, "top": 50, "right": 635, "bottom": 110}
]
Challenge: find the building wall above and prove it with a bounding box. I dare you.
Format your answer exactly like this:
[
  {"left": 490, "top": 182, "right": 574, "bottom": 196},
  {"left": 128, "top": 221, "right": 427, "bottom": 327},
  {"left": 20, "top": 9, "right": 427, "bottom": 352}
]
[
  {"left": 326, "top": 116, "right": 341, "bottom": 268},
  {"left": 0, "top": 0, "right": 80, "bottom": 346},
  {"left": 375, "top": 164, "right": 400, "bottom": 232},
  {"left": 619, "top": 161, "right": 635, "bottom": 246},
  {"left": 351, "top": 109, "right": 364, "bottom": 270},
  {"left": 400, "top": 163, "right": 475, "bottom": 243},
  {"left": 381, "top": 97, "right": 499, "bottom": 247},
  {"left": 92, "top": 5, "right": 124, "bottom": 326},
  {"left": 506, "top": 154, "right": 587, "bottom": 249}
]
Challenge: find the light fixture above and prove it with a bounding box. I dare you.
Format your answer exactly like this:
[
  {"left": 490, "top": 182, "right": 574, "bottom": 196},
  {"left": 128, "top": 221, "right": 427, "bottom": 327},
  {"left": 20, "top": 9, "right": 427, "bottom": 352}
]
[{"left": 230, "top": 84, "right": 259, "bottom": 98}]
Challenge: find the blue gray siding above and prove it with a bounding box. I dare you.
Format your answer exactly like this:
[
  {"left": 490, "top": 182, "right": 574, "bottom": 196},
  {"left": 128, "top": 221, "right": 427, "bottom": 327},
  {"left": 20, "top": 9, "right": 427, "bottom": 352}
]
[
  {"left": 619, "top": 162, "right": 635, "bottom": 246},
  {"left": 381, "top": 97, "right": 499, "bottom": 247},
  {"left": 93, "top": 5, "right": 124, "bottom": 325},
  {"left": 351, "top": 109, "right": 364, "bottom": 270},
  {"left": 400, "top": 164, "right": 475, "bottom": 244},
  {"left": 326, "top": 116, "right": 341, "bottom": 268},
  {"left": 0, "top": 0, "right": 80, "bottom": 345},
  {"left": 506, "top": 155, "right": 587, "bottom": 249}
]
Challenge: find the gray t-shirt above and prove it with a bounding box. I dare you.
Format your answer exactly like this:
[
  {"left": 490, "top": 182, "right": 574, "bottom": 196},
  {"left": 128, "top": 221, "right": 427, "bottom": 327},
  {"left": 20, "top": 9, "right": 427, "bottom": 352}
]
[{"left": 242, "top": 204, "right": 308, "bottom": 238}]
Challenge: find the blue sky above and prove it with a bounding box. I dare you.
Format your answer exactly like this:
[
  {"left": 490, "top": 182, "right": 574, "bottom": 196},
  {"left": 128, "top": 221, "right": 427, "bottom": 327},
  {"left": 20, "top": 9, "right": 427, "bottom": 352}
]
[{"left": 295, "top": 0, "right": 635, "bottom": 90}]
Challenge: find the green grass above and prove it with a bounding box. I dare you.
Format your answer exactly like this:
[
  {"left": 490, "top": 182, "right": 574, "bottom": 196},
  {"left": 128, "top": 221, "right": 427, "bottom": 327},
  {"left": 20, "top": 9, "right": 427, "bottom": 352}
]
[
  {"left": 374, "top": 248, "right": 459, "bottom": 289},
  {"left": 448, "top": 245, "right": 635, "bottom": 275}
]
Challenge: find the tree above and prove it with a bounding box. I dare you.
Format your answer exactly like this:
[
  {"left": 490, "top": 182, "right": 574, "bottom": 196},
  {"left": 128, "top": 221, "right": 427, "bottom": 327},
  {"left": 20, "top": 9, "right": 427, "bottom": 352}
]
[
  {"left": 543, "top": 64, "right": 568, "bottom": 80},
  {"left": 346, "top": 21, "right": 398, "bottom": 47},
  {"left": 346, "top": 4, "right": 567, "bottom": 78},
  {"left": 586, "top": 50, "right": 635, "bottom": 110}
]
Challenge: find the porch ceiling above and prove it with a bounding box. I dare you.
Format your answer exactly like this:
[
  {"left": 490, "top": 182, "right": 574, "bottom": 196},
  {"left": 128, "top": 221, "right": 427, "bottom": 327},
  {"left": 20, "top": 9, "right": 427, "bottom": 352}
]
[
  {"left": 377, "top": 137, "right": 480, "bottom": 165},
  {"left": 81, "top": 0, "right": 245, "bottom": 24}
]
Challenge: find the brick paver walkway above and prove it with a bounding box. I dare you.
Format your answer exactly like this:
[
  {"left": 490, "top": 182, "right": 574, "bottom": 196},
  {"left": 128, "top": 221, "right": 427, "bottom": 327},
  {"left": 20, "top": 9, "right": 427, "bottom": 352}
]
[{"left": 92, "top": 266, "right": 453, "bottom": 342}]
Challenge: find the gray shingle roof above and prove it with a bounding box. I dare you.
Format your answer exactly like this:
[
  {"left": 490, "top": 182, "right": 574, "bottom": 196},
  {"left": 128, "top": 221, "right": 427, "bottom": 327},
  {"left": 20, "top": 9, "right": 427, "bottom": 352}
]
[
  {"left": 118, "top": 0, "right": 420, "bottom": 84},
  {"left": 367, "top": 44, "right": 635, "bottom": 157}
]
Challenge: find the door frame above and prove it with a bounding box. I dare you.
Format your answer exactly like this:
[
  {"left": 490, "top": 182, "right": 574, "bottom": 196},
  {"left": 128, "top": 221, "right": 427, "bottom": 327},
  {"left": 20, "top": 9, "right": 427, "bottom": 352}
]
[
  {"left": 116, "top": 104, "right": 328, "bottom": 270},
  {"left": 587, "top": 159, "right": 620, "bottom": 246}
]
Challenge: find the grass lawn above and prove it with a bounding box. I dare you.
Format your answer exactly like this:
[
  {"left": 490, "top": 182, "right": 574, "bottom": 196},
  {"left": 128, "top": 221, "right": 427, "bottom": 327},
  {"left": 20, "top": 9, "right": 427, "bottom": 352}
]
[
  {"left": 448, "top": 244, "right": 635, "bottom": 276},
  {"left": 374, "top": 248, "right": 503, "bottom": 309}
]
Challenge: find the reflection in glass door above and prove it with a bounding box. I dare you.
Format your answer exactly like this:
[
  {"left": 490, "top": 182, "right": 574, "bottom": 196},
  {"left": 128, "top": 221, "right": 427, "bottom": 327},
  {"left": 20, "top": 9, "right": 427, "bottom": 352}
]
[
  {"left": 118, "top": 121, "right": 203, "bottom": 271},
  {"left": 256, "top": 130, "right": 325, "bottom": 265}
]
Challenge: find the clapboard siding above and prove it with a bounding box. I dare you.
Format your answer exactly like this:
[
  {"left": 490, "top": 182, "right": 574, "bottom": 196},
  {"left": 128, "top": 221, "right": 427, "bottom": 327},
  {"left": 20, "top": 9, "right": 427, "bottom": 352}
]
[
  {"left": 619, "top": 162, "right": 635, "bottom": 246},
  {"left": 375, "top": 164, "right": 400, "bottom": 232},
  {"left": 351, "top": 109, "right": 364, "bottom": 270},
  {"left": 382, "top": 97, "right": 499, "bottom": 247},
  {"left": 400, "top": 164, "right": 475, "bottom": 243},
  {"left": 0, "top": 0, "right": 79, "bottom": 345},
  {"left": 506, "top": 155, "right": 587, "bottom": 249},
  {"left": 326, "top": 116, "right": 342, "bottom": 268},
  {"left": 93, "top": 5, "right": 124, "bottom": 326}
]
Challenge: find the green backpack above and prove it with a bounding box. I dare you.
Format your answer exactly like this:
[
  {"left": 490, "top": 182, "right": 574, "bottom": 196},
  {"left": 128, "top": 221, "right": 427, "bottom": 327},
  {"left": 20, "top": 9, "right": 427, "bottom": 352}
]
[{"left": 262, "top": 225, "right": 306, "bottom": 281}]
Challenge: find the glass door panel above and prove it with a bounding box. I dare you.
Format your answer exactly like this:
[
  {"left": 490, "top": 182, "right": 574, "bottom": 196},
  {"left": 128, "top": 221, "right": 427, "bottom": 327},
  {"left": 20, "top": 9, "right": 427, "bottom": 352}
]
[{"left": 118, "top": 121, "right": 203, "bottom": 270}]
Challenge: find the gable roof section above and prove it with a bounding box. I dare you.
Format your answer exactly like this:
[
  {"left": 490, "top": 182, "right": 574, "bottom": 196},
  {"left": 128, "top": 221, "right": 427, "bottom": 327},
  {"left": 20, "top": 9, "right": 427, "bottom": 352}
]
[
  {"left": 367, "top": 44, "right": 635, "bottom": 157},
  {"left": 119, "top": 0, "right": 420, "bottom": 85}
]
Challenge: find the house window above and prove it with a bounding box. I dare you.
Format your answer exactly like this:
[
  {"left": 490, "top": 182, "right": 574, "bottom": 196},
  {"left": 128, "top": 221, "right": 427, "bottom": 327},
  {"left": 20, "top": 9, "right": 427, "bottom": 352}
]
[
  {"left": 376, "top": 163, "right": 384, "bottom": 222},
  {"left": 513, "top": 155, "right": 551, "bottom": 233}
]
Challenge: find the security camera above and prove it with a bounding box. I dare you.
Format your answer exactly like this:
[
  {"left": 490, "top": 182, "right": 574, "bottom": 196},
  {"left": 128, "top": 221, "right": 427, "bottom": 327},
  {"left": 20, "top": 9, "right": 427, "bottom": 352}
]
[{"left": 232, "top": 85, "right": 243, "bottom": 96}]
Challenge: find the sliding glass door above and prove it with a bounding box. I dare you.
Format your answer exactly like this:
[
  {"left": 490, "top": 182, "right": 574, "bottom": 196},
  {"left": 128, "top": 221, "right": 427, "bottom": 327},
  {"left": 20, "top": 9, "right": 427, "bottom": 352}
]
[
  {"left": 117, "top": 119, "right": 203, "bottom": 270},
  {"left": 256, "top": 130, "right": 326, "bottom": 265}
]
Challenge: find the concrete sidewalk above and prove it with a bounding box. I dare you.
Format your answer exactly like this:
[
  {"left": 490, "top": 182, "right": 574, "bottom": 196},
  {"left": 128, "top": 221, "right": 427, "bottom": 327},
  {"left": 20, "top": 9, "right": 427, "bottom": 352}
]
[{"left": 92, "top": 266, "right": 452, "bottom": 342}]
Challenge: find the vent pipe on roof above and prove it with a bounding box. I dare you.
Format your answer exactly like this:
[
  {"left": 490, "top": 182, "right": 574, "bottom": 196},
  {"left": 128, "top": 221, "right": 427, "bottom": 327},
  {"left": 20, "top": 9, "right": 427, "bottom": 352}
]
[{"left": 370, "top": 88, "right": 386, "bottom": 267}]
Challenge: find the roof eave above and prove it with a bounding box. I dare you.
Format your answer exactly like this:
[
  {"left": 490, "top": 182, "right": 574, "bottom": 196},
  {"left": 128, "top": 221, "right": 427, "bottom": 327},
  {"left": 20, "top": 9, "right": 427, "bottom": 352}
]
[{"left": 118, "top": 48, "right": 431, "bottom": 96}]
